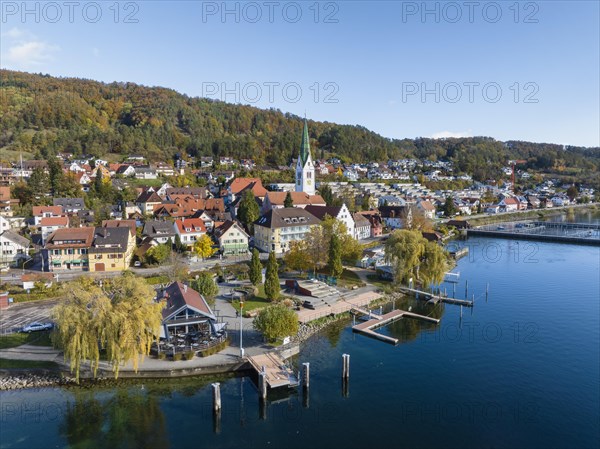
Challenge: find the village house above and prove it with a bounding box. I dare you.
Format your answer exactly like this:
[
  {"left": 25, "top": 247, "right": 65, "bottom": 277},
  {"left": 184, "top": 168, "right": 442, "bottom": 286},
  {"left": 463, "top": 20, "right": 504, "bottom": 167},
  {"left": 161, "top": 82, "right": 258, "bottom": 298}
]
[
  {"left": 136, "top": 189, "right": 163, "bottom": 215},
  {"left": 228, "top": 177, "right": 268, "bottom": 203},
  {"left": 416, "top": 200, "right": 436, "bottom": 219},
  {"left": 44, "top": 227, "right": 94, "bottom": 271},
  {"left": 0, "top": 186, "right": 19, "bottom": 216},
  {"left": 88, "top": 226, "right": 136, "bottom": 272},
  {"left": 357, "top": 211, "right": 383, "bottom": 237},
  {"left": 173, "top": 218, "right": 207, "bottom": 249},
  {"left": 379, "top": 205, "right": 412, "bottom": 230},
  {"left": 142, "top": 220, "right": 177, "bottom": 245},
  {"left": 304, "top": 204, "right": 355, "bottom": 238},
  {"left": 53, "top": 198, "right": 85, "bottom": 214},
  {"left": 0, "top": 230, "right": 30, "bottom": 269},
  {"left": 40, "top": 216, "right": 69, "bottom": 244},
  {"left": 261, "top": 191, "right": 326, "bottom": 213},
  {"left": 32, "top": 205, "right": 64, "bottom": 226},
  {"left": 213, "top": 220, "right": 249, "bottom": 255},
  {"left": 254, "top": 207, "right": 321, "bottom": 254},
  {"left": 353, "top": 213, "right": 372, "bottom": 240}
]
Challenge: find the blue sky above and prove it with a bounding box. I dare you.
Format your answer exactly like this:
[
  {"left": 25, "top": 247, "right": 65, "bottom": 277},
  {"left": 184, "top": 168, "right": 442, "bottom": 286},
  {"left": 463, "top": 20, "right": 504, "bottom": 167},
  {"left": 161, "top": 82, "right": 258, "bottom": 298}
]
[{"left": 1, "top": 1, "right": 599, "bottom": 147}]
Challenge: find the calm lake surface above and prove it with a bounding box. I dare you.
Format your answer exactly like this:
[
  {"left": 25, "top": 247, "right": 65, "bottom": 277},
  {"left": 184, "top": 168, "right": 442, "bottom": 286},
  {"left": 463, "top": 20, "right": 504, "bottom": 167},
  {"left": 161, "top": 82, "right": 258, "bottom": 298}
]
[{"left": 1, "top": 212, "right": 599, "bottom": 449}]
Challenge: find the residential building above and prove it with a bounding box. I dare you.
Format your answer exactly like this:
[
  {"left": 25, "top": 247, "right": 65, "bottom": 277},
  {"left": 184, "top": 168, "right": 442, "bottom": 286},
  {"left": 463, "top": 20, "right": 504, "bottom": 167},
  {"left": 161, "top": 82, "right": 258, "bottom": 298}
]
[
  {"left": 498, "top": 197, "right": 519, "bottom": 212},
  {"left": 0, "top": 186, "right": 18, "bottom": 216},
  {"left": 32, "top": 205, "right": 64, "bottom": 226},
  {"left": 88, "top": 227, "right": 136, "bottom": 272},
  {"left": 214, "top": 220, "right": 249, "bottom": 255},
  {"left": 142, "top": 220, "right": 177, "bottom": 245},
  {"left": 379, "top": 206, "right": 412, "bottom": 229},
  {"left": 40, "top": 216, "right": 69, "bottom": 244},
  {"left": 262, "top": 191, "right": 326, "bottom": 213},
  {"left": 173, "top": 218, "right": 207, "bottom": 249},
  {"left": 304, "top": 204, "right": 355, "bottom": 237},
  {"left": 228, "top": 177, "right": 268, "bottom": 201},
  {"left": 353, "top": 213, "right": 371, "bottom": 240},
  {"left": 53, "top": 198, "right": 85, "bottom": 214},
  {"left": 136, "top": 189, "right": 163, "bottom": 214},
  {"left": 358, "top": 211, "right": 383, "bottom": 237},
  {"left": 44, "top": 227, "right": 95, "bottom": 271},
  {"left": 295, "top": 119, "right": 316, "bottom": 195},
  {"left": 101, "top": 219, "right": 137, "bottom": 237},
  {"left": 254, "top": 207, "right": 321, "bottom": 254},
  {"left": 417, "top": 200, "right": 436, "bottom": 219},
  {"left": 0, "top": 231, "right": 29, "bottom": 269}
]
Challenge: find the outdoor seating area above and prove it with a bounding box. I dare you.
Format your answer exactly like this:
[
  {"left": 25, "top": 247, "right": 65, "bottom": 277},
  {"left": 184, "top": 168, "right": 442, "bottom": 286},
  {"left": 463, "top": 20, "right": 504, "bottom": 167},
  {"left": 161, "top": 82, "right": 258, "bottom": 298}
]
[{"left": 153, "top": 330, "right": 228, "bottom": 357}]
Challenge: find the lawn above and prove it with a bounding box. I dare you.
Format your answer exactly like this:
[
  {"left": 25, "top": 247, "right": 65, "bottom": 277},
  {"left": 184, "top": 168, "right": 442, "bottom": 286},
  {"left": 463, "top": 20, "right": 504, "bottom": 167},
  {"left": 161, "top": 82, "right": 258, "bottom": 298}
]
[
  {"left": 366, "top": 274, "right": 394, "bottom": 290},
  {"left": 231, "top": 284, "right": 271, "bottom": 314},
  {"left": 144, "top": 275, "right": 171, "bottom": 285},
  {"left": 0, "top": 358, "right": 59, "bottom": 369},
  {"left": 0, "top": 331, "right": 53, "bottom": 349}
]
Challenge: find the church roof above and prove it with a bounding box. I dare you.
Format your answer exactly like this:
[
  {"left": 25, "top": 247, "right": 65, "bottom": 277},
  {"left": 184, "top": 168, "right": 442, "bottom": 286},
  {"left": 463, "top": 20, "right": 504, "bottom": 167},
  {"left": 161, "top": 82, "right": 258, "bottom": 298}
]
[{"left": 300, "top": 118, "right": 311, "bottom": 165}]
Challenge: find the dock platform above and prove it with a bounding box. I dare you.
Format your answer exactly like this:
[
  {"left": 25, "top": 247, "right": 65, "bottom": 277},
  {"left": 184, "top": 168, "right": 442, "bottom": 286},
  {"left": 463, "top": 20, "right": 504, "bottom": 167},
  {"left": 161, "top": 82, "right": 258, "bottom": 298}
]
[
  {"left": 399, "top": 287, "right": 474, "bottom": 307},
  {"left": 352, "top": 308, "right": 440, "bottom": 344},
  {"left": 248, "top": 352, "right": 299, "bottom": 389}
]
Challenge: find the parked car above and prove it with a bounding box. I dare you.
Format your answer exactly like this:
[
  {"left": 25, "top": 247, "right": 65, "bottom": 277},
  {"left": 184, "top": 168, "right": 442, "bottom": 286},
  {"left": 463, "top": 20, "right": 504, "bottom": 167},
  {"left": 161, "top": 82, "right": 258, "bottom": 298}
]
[{"left": 21, "top": 322, "right": 53, "bottom": 333}]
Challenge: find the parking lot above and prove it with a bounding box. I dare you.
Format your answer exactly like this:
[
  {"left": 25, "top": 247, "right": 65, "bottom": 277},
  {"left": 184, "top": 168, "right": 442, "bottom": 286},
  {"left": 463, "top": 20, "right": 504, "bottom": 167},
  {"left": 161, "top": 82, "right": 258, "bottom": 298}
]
[{"left": 0, "top": 300, "right": 58, "bottom": 335}]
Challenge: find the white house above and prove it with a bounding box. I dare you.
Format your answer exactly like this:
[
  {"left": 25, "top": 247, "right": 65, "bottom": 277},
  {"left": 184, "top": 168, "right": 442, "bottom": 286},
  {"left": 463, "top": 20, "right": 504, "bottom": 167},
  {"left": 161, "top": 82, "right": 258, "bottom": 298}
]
[
  {"left": 214, "top": 220, "right": 249, "bottom": 255},
  {"left": 0, "top": 231, "right": 30, "bottom": 269},
  {"left": 416, "top": 200, "right": 436, "bottom": 219},
  {"left": 0, "top": 215, "right": 10, "bottom": 234},
  {"left": 173, "top": 218, "right": 207, "bottom": 249},
  {"left": 304, "top": 204, "right": 355, "bottom": 238},
  {"left": 353, "top": 213, "right": 371, "bottom": 240},
  {"left": 40, "top": 216, "right": 69, "bottom": 244},
  {"left": 32, "top": 205, "right": 64, "bottom": 226}
]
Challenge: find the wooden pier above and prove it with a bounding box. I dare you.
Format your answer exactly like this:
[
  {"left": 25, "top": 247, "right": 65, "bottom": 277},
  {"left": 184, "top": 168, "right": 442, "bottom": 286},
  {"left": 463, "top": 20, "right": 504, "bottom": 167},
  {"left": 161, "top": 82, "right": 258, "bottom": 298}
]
[
  {"left": 399, "top": 287, "right": 474, "bottom": 307},
  {"left": 352, "top": 308, "right": 440, "bottom": 344},
  {"left": 248, "top": 352, "right": 299, "bottom": 389}
]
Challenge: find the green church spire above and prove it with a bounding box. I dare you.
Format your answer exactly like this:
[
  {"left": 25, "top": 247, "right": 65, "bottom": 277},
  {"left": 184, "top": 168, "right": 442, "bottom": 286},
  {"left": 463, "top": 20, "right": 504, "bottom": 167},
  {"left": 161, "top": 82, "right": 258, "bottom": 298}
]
[{"left": 300, "top": 118, "right": 311, "bottom": 165}]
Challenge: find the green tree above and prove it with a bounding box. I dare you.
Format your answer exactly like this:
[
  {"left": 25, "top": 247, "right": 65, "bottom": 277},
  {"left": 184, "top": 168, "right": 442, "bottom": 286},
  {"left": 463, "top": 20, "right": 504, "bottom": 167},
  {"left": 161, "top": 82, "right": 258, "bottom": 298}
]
[
  {"left": 174, "top": 234, "right": 187, "bottom": 253},
  {"left": 193, "top": 234, "right": 216, "bottom": 259},
  {"left": 384, "top": 229, "right": 426, "bottom": 284},
  {"left": 420, "top": 241, "right": 449, "bottom": 287},
  {"left": 253, "top": 303, "right": 299, "bottom": 342},
  {"left": 237, "top": 190, "right": 260, "bottom": 234},
  {"left": 264, "top": 251, "right": 280, "bottom": 301},
  {"left": 145, "top": 243, "right": 171, "bottom": 265},
  {"left": 284, "top": 191, "right": 294, "bottom": 208},
  {"left": 52, "top": 275, "right": 164, "bottom": 381},
  {"left": 249, "top": 248, "right": 262, "bottom": 286},
  {"left": 328, "top": 233, "right": 343, "bottom": 277},
  {"left": 283, "top": 240, "right": 312, "bottom": 273},
  {"left": 566, "top": 184, "right": 578, "bottom": 201},
  {"left": 319, "top": 183, "right": 334, "bottom": 206},
  {"left": 442, "top": 196, "right": 457, "bottom": 217},
  {"left": 191, "top": 272, "right": 219, "bottom": 306},
  {"left": 28, "top": 167, "right": 50, "bottom": 195}
]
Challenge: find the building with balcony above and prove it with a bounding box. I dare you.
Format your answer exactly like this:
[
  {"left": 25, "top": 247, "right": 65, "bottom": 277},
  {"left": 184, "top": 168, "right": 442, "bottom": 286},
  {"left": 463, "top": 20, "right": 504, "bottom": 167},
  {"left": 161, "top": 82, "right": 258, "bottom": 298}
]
[{"left": 253, "top": 208, "right": 321, "bottom": 254}]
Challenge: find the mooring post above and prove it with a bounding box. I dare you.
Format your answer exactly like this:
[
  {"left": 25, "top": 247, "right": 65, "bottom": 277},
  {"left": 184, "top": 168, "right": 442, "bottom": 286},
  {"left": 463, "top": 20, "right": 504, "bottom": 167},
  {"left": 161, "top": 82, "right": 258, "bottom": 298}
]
[
  {"left": 342, "top": 377, "right": 349, "bottom": 398},
  {"left": 486, "top": 283, "right": 489, "bottom": 302},
  {"left": 472, "top": 293, "right": 475, "bottom": 305},
  {"left": 465, "top": 280, "right": 468, "bottom": 299},
  {"left": 212, "top": 382, "right": 221, "bottom": 412},
  {"left": 342, "top": 353, "right": 350, "bottom": 379},
  {"left": 460, "top": 305, "right": 463, "bottom": 318},
  {"left": 258, "top": 372, "right": 267, "bottom": 401},
  {"left": 352, "top": 314, "right": 356, "bottom": 326},
  {"left": 302, "top": 362, "right": 310, "bottom": 388},
  {"left": 453, "top": 282, "right": 456, "bottom": 298}
]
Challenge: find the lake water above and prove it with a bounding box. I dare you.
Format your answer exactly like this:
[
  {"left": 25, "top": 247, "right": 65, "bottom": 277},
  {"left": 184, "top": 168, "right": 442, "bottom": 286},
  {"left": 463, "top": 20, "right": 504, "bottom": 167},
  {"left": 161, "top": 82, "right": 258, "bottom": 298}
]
[{"left": 1, "top": 213, "right": 599, "bottom": 449}]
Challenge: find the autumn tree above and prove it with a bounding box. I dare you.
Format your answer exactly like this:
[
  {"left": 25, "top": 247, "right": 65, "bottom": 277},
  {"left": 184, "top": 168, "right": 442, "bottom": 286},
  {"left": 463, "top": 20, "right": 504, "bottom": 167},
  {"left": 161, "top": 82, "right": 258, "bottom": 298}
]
[
  {"left": 193, "top": 234, "right": 216, "bottom": 260},
  {"left": 52, "top": 274, "right": 164, "bottom": 381},
  {"left": 237, "top": 190, "right": 260, "bottom": 234},
  {"left": 264, "top": 251, "right": 280, "bottom": 301},
  {"left": 283, "top": 240, "right": 312, "bottom": 273}
]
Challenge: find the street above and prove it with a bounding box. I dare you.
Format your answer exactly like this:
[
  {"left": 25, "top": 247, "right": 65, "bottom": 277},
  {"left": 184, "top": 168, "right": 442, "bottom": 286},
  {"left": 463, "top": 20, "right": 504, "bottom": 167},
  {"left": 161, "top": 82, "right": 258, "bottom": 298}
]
[{"left": 0, "top": 299, "right": 59, "bottom": 335}]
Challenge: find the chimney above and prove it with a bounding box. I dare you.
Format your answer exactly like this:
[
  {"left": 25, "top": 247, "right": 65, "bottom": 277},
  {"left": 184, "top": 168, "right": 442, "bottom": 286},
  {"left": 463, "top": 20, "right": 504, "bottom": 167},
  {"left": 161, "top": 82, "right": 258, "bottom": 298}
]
[{"left": 183, "top": 284, "right": 187, "bottom": 292}]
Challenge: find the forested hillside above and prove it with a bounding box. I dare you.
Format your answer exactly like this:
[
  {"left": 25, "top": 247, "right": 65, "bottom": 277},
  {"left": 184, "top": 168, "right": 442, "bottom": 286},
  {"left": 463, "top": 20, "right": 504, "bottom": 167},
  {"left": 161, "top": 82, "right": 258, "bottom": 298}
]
[{"left": 1, "top": 70, "right": 598, "bottom": 184}]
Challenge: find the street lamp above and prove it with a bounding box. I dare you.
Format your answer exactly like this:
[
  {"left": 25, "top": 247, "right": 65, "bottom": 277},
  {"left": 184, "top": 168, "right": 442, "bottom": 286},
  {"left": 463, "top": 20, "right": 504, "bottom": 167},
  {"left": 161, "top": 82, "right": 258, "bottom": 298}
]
[{"left": 239, "top": 299, "right": 244, "bottom": 358}]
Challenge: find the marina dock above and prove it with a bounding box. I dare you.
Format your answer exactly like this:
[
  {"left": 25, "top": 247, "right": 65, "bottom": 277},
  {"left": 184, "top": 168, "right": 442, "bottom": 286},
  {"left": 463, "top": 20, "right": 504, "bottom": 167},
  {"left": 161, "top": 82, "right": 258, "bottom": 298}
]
[
  {"left": 468, "top": 221, "right": 600, "bottom": 245},
  {"left": 247, "top": 352, "right": 299, "bottom": 389},
  {"left": 351, "top": 308, "right": 440, "bottom": 344},
  {"left": 399, "top": 287, "right": 474, "bottom": 307}
]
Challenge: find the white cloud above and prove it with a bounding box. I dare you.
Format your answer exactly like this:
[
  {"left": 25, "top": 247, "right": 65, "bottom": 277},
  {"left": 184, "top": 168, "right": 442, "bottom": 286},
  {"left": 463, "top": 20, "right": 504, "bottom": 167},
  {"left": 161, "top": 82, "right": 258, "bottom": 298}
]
[
  {"left": 431, "top": 130, "right": 473, "bottom": 139},
  {"left": 0, "top": 28, "right": 59, "bottom": 70}
]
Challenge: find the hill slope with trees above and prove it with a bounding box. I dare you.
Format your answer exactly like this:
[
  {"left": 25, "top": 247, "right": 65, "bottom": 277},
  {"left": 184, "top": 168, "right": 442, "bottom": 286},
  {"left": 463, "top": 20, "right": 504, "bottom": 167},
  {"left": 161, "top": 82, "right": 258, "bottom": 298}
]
[{"left": 1, "top": 70, "right": 598, "bottom": 185}]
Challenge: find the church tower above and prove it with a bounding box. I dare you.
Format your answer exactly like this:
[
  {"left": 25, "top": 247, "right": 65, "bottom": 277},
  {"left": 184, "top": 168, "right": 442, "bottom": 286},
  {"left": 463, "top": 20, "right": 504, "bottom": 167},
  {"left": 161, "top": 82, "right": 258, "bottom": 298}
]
[{"left": 295, "top": 118, "right": 315, "bottom": 195}]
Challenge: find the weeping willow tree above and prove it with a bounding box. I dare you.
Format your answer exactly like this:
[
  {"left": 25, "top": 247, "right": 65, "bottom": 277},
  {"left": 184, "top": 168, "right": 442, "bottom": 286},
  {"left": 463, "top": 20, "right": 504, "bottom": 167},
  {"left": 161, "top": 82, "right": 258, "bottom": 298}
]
[
  {"left": 52, "top": 274, "right": 164, "bottom": 381},
  {"left": 384, "top": 230, "right": 448, "bottom": 287}
]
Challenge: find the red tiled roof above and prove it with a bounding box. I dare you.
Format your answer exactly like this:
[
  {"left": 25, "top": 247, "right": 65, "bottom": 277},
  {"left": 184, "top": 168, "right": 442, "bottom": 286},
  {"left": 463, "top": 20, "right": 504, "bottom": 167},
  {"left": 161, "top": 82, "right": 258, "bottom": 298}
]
[
  {"left": 265, "top": 191, "right": 326, "bottom": 206},
  {"left": 40, "top": 216, "right": 69, "bottom": 227},
  {"left": 230, "top": 178, "right": 268, "bottom": 197},
  {"left": 32, "top": 206, "right": 63, "bottom": 216},
  {"left": 175, "top": 218, "right": 207, "bottom": 234}
]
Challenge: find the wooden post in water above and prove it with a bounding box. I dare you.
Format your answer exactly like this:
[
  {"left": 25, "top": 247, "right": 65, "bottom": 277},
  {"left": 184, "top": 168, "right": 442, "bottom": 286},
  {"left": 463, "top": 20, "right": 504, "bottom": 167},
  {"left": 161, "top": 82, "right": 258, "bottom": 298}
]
[
  {"left": 486, "top": 283, "right": 489, "bottom": 302},
  {"left": 465, "top": 280, "right": 468, "bottom": 299},
  {"left": 258, "top": 372, "right": 267, "bottom": 401},
  {"left": 212, "top": 382, "right": 221, "bottom": 411},
  {"left": 302, "top": 362, "right": 310, "bottom": 388},
  {"left": 342, "top": 377, "right": 349, "bottom": 398},
  {"left": 453, "top": 282, "right": 456, "bottom": 298},
  {"left": 342, "top": 354, "right": 350, "bottom": 379},
  {"left": 460, "top": 305, "right": 463, "bottom": 318}
]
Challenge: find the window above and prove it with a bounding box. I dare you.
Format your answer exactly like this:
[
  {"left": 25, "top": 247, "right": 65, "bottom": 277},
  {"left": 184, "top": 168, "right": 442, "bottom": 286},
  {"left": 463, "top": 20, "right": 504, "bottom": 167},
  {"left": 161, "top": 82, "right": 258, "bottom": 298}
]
[{"left": 53, "top": 250, "right": 61, "bottom": 255}]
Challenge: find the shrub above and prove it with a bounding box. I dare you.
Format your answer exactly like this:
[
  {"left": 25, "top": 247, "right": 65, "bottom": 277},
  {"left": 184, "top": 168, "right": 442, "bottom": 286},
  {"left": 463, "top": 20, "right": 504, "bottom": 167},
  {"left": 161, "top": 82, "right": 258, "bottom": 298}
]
[
  {"left": 157, "top": 352, "right": 167, "bottom": 360},
  {"left": 183, "top": 351, "right": 195, "bottom": 361},
  {"left": 172, "top": 352, "right": 183, "bottom": 361}
]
